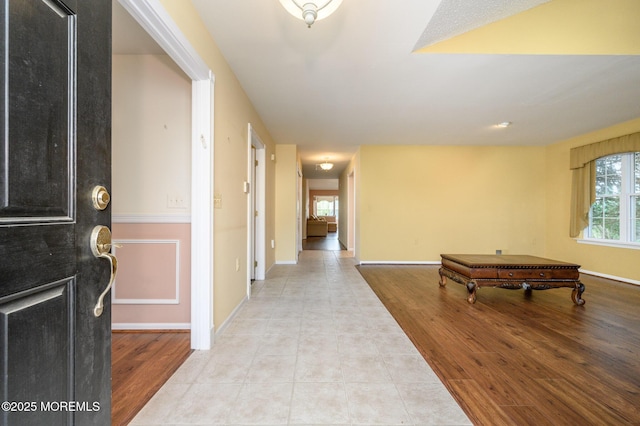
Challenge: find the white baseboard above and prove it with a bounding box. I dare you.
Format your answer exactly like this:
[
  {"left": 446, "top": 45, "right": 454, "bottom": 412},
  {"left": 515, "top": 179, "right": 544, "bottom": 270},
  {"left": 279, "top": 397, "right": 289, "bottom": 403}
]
[
  {"left": 214, "top": 296, "right": 248, "bottom": 338},
  {"left": 265, "top": 263, "right": 275, "bottom": 276},
  {"left": 112, "top": 322, "right": 190, "bottom": 331},
  {"left": 276, "top": 260, "right": 297, "bottom": 265},
  {"left": 580, "top": 269, "right": 640, "bottom": 286},
  {"left": 358, "top": 260, "right": 441, "bottom": 265}
]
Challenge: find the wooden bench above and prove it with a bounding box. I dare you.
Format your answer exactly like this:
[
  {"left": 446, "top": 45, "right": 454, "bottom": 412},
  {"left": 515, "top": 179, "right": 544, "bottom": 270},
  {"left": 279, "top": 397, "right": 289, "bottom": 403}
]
[{"left": 438, "top": 254, "right": 585, "bottom": 305}]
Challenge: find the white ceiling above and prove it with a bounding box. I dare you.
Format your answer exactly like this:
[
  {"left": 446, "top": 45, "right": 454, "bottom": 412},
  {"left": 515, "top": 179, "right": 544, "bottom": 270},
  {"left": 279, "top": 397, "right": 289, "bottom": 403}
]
[{"left": 114, "top": 0, "right": 640, "bottom": 179}]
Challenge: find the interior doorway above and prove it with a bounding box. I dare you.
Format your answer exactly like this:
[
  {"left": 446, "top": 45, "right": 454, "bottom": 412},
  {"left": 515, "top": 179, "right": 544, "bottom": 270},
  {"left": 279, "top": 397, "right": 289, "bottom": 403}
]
[
  {"left": 348, "top": 170, "right": 356, "bottom": 252},
  {"left": 111, "top": 4, "right": 192, "bottom": 331},
  {"left": 116, "top": 0, "right": 213, "bottom": 350},
  {"left": 247, "top": 124, "right": 266, "bottom": 298},
  {"left": 304, "top": 178, "right": 344, "bottom": 252}
]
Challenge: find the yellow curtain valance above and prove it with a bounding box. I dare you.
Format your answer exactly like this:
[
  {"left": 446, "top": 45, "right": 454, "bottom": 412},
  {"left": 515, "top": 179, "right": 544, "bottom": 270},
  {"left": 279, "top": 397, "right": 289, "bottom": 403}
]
[
  {"left": 569, "top": 131, "right": 640, "bottom": 238},
  {"left": 570, "top": 131, "right": 640, "bottom": 169}
]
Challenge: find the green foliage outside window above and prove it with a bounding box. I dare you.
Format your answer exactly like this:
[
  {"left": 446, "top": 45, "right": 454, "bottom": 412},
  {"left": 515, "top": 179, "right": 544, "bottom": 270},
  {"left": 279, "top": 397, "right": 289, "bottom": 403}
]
[
  {"left": 590, "top": 197, "right": 620, "bottom": 239},
  {"left": 589, "top": 152, "right": 640, "bottom": 243}
]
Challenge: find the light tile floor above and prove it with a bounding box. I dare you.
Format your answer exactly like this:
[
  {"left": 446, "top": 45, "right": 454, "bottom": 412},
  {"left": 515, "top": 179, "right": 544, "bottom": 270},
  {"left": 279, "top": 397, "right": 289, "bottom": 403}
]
[{"left": 131, "top": 250, "right": 471, "bottom": 425}]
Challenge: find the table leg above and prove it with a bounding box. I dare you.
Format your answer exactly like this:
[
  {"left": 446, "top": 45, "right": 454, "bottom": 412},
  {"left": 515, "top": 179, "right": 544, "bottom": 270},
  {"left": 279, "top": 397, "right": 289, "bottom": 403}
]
[
  {"left": 466, "top": 280, "right": 477, "bottom": 304},
  {"left": 571, "top": 282, "right": 586, "bottom": 306},
  {"left": 438, "top": 268, "right": 447, "bottom": 287}
]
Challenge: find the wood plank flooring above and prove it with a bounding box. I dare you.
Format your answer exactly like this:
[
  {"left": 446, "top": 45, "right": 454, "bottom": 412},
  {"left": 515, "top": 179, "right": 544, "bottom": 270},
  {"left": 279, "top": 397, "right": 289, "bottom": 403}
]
[
  {"left": 302, "top": 232, "right": 345, "bottom": 250},
  {"left": 357, "top": 265, "right": 640, "bottom": 425},
  {"left": 111, "top": 331, "right": 192, "bottom": 426}
]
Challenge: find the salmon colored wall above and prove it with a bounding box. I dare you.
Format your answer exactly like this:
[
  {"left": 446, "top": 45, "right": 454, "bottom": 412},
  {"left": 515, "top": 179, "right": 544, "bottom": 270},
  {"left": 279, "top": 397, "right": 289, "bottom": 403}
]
[{"left": 112, "top": 223, "right": 191, "bottom": 328}]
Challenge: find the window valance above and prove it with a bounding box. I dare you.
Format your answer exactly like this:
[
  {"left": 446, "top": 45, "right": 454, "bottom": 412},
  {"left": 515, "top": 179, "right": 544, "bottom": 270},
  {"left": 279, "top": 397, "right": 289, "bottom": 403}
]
[
  {"left": 570, "top": 131, "right": 640, "bottom": 169},
  {"left": 569, "top": 131, "right": 640, "bottom": 238}
]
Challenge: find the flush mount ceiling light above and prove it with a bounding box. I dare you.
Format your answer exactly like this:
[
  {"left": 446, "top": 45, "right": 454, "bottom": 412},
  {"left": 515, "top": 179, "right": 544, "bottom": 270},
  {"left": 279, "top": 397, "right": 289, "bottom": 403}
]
[
  {"left": 496, "top": 121, "right": 512, "bottom": 128},
  {"left": 279, "top": 0, "right": 343, "bottom": 28},
  {"left": 317, "top": 158, "right": 334, "bottom": 171}
]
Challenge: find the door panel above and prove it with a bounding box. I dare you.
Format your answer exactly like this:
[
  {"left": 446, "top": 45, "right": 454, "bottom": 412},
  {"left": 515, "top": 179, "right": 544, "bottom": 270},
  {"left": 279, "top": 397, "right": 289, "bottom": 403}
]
[
  {"left": 0, "top": 279, "right": 75, "bottom": 425},
  {"left": 0, "top": 0, "right": 111, "bottom": 424},
  {"left": 1, "top": 0, "right": 76, "bottom": 221}
]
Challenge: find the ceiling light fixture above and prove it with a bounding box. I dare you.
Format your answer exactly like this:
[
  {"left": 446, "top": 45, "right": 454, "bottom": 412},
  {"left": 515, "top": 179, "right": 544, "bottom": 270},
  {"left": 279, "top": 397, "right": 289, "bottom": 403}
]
[
  {"left": 278, "top": 0, "right": 343, "bottom": 28},
  {"left": 319, "top": 158, "right": 334, "bottom": 171},
  {"left": 496, "top": 121, "right": 512, "bottom": 128}
]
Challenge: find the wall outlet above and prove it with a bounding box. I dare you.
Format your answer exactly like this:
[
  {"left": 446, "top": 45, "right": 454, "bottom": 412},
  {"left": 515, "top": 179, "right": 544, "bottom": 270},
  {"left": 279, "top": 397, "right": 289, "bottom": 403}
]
[
  {"left": 271, "top": 239, "right": 275, "bottom": 249},
  {"left": 235, "top": 258, "right": 240, "bottom": 272}
]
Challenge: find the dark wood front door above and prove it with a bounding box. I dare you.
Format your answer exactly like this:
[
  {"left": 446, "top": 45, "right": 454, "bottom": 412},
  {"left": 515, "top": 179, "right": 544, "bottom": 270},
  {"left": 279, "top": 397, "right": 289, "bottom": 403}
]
[{"left": 0, "top": 0, "right": 111, "bottom": 424}]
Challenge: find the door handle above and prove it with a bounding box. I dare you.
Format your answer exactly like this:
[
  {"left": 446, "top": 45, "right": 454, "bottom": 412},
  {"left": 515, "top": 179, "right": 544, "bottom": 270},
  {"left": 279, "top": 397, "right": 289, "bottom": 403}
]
[{"left": 90, "top": 225, "right": 118, "bottom": 317}]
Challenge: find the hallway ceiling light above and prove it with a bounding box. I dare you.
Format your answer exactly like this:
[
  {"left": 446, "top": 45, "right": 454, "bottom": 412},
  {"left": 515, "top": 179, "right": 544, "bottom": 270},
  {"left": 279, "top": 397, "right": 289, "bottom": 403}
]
[
  {"left": 318, "top": 158, "right": 334, "bottom": 171},
  {"left": 279, "top": 0, "right": 343, "bottom": 28}
]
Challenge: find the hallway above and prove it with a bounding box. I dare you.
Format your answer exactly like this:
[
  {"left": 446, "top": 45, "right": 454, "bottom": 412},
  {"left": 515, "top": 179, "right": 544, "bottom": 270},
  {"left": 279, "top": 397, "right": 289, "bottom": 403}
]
[{"left": 131, "top": 250, "right": 469, "bottom": 425}]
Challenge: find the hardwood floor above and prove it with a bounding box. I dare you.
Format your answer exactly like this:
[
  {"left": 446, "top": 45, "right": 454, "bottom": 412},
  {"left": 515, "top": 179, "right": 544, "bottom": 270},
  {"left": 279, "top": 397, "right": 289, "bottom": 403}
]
[
  {"left": 357, "top": 265, "right": 640, "bottom": 425},
  {"left": 111, "top": 331, "right": 192, "bottom": 426},
  {"left": 302, "top": 232, "right": 345, "bottom": 250}
]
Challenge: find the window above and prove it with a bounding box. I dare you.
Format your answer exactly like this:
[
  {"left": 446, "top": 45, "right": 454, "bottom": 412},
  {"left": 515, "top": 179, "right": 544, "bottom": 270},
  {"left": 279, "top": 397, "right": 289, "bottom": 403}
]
[
  {"left": 314, "top": 196, "right": 338, "bottom": 217},
  {"left": 587, "top": 152, "right": 640, "bottom": 244}
]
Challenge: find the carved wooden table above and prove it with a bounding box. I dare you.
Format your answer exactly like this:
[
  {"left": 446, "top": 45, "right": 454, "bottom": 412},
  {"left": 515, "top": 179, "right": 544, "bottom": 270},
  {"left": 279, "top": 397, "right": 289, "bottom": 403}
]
[{"left": 438, "top": 254, "right": 585, "bottom": 305}]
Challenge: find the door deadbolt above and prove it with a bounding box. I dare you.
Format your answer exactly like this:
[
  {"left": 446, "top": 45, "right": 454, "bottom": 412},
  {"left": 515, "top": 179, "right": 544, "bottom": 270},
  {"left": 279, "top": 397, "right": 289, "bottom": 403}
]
[{"left": 92, "top": 185, "right": 110, "bottom": 210}]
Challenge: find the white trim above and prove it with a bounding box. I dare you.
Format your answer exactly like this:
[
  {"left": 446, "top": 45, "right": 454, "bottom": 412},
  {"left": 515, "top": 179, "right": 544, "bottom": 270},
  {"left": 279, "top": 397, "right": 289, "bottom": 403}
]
[
  {"left": 118, "top": 0, "right": 214, "bottom": 350},
  {"left": 247, "top": 124, "right": 266, "bottom": 298},
  {"left": 111, "top": 239, "right": 181, "bottom": 305},
  {"left": 358, "top": 260, "right": 441, "bottom": 265},
  {"left": 577, "top": 238, "right": 640, "bottom": 250},
  {"left": 111, "top": 323, "right": 190, "bottom": 331},
  {"left": 580, "top": 269, "right": 640, "bottom": 286},
  {"left": 265, "top": 263, "right": 275, "bottom": 277},
  {"left": 112, "top": 214, "right": 191, "bottom": 224},
  {"left": 117, "top": 0, "right": 209, "bottom": 81},
  {"left": 276, "top": 260, "right": 298, "bottom": 265},
  {"left": 190, "top": 78, "right": 214, "bottom": 350},
  {"left": 214, "top": 296, "right": 248, "bottom": 337}
]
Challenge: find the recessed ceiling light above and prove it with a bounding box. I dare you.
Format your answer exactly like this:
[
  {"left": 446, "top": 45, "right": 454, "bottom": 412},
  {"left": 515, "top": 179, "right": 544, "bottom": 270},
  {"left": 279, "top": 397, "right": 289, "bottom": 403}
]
[{"left": 496, "top": 121, "right": 512, "bottom": 128}]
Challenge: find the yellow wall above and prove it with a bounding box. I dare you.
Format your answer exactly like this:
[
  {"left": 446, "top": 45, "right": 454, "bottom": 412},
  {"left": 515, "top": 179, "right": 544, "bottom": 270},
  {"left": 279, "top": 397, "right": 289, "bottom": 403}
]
[
  {"left": 354, "top": 124, "right": 640, "bottom": 282},
  {"left": 418, "top": 0, "right": 640, "bottom": 55},
  {"left": 357, "top": 145, "right": 546, "bottom": 262},
  {"left": 544, "top": 118, "right": 640, "bottom": 282},
  {"left": 160, "top": 0, "right": 277, "bottom": 330},
  {"left": 338, "top": 155, "right": 357, "bottom": 250},
  {"left": 275, "top": 145, "right": 299, "bottom": 263}
]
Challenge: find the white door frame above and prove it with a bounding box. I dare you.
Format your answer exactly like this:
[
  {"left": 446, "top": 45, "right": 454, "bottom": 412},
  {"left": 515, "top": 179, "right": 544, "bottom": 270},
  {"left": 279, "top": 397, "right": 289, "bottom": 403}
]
[
  {"left": 348, "top": 170, "right": 356, "bottom": 252},
  {"left": 247, "top": 124, "right": 266, "bottom": 297},
  {"left": 119, "top": 0, "right": 214, "bottom": 350}
]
